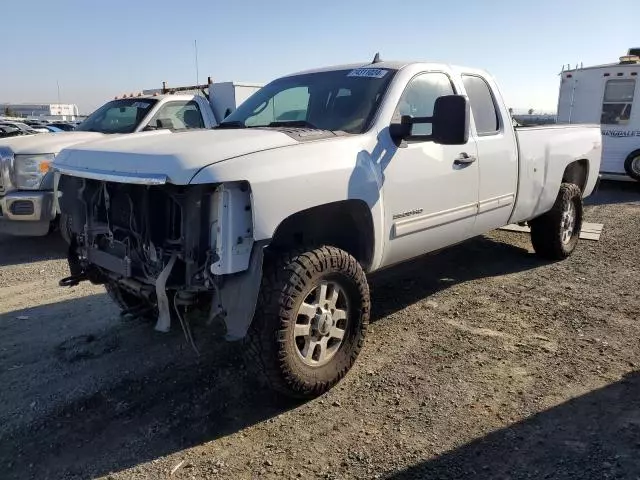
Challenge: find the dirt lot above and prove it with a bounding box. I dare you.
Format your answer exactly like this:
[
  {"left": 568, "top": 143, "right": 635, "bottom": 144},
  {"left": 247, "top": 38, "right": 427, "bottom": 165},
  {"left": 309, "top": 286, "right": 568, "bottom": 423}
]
[{"left": 0, "top": 181, "right": 639, "bottom": 480}]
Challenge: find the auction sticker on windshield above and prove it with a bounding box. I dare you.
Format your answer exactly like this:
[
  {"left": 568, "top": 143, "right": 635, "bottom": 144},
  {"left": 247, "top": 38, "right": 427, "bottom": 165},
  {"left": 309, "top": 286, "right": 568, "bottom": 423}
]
[
  {"left": 347, "top": 68, "right": 388, "bottom": 78},
  {"left": 132, "top": 102, "right": 152, "bottom": 109}
]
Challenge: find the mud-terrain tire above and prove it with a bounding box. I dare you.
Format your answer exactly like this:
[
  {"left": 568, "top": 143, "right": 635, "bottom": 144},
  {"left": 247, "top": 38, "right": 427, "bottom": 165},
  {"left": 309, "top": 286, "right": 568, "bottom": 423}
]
[
  {"left": 248, "top": 246, "right": 370, "bottom": 399},
  {"left": 624, "top": 150, "right": 640, "bottom": 181},
  {"left": 530, "top": 183, "right": 583, "bottom": 260}
]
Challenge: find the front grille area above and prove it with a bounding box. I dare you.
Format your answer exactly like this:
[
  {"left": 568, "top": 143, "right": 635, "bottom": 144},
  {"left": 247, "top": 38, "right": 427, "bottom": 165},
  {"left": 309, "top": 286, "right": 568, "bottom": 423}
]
[{"left": 59, "top": 174, "right": 214, "bottom": 285}]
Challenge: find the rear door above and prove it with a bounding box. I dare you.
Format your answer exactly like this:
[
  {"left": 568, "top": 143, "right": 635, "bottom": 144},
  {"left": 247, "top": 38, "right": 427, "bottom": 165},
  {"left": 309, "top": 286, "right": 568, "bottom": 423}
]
[{"left": 461, "top": 74, "right": 518, "bottom": 234}]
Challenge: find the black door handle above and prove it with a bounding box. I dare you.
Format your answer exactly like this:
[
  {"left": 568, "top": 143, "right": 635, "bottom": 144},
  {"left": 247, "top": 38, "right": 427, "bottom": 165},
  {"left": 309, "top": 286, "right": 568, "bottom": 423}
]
[{"left": 454, "top": 152, "right": 477, "bottom": 166}]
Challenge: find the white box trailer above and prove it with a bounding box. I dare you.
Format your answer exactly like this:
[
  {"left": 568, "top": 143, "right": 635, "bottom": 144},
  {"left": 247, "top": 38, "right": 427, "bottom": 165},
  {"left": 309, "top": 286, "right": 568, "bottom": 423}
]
[{"left": 557, "top": 48, "right": 640, "bottom": 182}]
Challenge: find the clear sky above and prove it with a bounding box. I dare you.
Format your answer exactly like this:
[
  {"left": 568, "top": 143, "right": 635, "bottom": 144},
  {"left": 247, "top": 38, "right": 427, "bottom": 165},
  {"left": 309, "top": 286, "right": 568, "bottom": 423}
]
[{"left": 2, "top": 0, "right": 638, "bottom": 114}]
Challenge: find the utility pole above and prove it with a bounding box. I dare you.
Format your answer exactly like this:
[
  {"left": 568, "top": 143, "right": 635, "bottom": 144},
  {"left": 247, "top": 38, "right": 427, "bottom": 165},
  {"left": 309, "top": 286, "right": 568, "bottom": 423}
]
[{"left": 56, "top": 80, "right": 61, "bottom": 105}]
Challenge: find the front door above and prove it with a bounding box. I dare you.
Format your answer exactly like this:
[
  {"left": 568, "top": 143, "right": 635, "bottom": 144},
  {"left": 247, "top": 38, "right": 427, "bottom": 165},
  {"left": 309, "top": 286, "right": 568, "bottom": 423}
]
[{"left": 379, "top": 72, "right": 480, "bottom": 268}]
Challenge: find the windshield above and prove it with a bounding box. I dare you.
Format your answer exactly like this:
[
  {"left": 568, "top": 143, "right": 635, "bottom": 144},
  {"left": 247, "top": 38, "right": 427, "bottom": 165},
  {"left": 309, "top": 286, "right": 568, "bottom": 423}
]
[
  {"left": 221, "top": 68, "right": 396, "bottom": 134},
  {"left": 76, "top": 98, "right": 158, "bottom": 134}
]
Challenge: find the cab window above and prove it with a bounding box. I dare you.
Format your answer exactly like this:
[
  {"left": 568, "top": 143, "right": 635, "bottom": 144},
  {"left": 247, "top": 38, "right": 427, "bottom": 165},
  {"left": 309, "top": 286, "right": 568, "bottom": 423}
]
[
  {"left": 462, "top": 75, "right": 500, "bottom": 135},
  {"left": 392, "top": 72, "right": 455, "bottom": 136},
  {"left": 147, "top": 100, "right": 205, "bottom": 130}
]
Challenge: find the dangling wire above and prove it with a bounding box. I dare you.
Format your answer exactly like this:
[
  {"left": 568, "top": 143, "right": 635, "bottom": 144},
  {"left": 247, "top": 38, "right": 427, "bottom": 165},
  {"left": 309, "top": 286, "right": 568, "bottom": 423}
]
[{"left": 173, "top": 294, "right": 200, "bottom": 356}]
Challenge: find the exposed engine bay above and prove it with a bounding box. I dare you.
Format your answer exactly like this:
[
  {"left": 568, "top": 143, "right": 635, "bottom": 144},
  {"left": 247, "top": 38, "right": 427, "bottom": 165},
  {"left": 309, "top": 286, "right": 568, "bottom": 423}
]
[{"left": 57, "top": 174, "right": 261, "bottom": 341}]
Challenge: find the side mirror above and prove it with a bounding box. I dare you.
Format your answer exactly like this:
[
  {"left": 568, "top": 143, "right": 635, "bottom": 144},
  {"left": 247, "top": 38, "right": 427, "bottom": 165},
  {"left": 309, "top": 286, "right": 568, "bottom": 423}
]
[
  {"left": 389, "top": 119, "right": 412, "bottom": 140},
  {"left": 389, "top": 95, "right": 470, "bottom": 145},
  {"left": 432, "top": 95, "right": 470, "bottom": 145}
]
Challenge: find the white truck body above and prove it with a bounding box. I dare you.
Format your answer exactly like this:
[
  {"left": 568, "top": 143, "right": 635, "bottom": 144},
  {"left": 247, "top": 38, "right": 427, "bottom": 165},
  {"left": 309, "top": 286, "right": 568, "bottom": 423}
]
[
  {"left": 0, "top": 81, "right": 262, "bottom": 236},
  {"left": 557, "top": 48, "right": 640, "bottom": 181},
  {"left": 57, "top": 63, "right": 601, "bottom": 269},
  {"left": 53, "top": 60, "right": 602, "bottom": 397}
]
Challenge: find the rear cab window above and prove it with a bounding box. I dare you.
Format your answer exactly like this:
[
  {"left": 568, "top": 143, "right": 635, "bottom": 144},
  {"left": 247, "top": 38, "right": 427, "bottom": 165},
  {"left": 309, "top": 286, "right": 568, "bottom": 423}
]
[{"left": 461, "top": 75, "right": 501, "bottom": 135}]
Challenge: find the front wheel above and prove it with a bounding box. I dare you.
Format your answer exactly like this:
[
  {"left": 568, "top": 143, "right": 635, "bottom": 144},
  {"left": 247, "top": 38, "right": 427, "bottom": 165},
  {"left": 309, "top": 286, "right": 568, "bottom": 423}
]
[
  {"left": 530, "top": 182, "right": 583, "bottom": 260},
  {"left": 248, "top": 246, "right": 370, "bottom": 399},
  {"left": 58, "top": 213, "right": 72, "bottom": 244},
  {"left": 105, "top": 282, "right": 156, "bottom": 320}
]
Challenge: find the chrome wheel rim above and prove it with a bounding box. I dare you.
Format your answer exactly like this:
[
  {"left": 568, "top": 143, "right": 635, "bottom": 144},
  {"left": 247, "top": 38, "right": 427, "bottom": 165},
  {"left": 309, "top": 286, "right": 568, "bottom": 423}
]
[
  {"left": 294, "top": 280, "right": 349, "bottom": 367},
  {"left": 631, "top": 156, "right": 640, "bottom": 175},
  {"left": 561, "top": 201, "right": 576, "bottom": 245}
]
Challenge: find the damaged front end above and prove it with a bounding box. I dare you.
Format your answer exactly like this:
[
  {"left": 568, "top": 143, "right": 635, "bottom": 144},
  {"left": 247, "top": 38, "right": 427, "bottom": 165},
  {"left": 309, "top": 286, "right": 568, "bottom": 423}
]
[{"left": 57, "top": 171, "right": 263, "bottom": 341}]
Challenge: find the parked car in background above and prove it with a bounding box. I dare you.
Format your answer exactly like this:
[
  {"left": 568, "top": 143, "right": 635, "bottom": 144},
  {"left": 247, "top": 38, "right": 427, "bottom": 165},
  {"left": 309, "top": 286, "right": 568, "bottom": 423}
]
[
  {"left": 48, "top": 122, "right": 76, "bottom": 131},
  {"left": 557, "top": 47, "right": 640, "bottom": 182},
  {"left": 0, "top": 78, "right": 262, "bottom": 239},
  {"left": 0, "top": 125, "right": 27, "bottom": 138},
  {"left": 30, "top": 126, "right": 52, "bottom": 134},
  {"left": 54, "top": 59, "right": 602, "bottom": 398},
  {"left": 0, "top": 121, "right": 40, "bottom": 135},
  {"left": 41, "top": 125, "right": 64, "bottom": 133}
]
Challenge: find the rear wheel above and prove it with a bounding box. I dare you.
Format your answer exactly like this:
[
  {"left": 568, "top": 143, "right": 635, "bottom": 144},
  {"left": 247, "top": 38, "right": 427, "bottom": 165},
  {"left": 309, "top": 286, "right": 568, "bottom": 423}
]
[
  {"left": 248, "top": 246, "right": 370, "bottom": 399},
  {"left": 530, "top": 183, "right": 583, "bottom": 260},
  {"left": 624, "top": 150, "right": 640, "bottom": 181}
]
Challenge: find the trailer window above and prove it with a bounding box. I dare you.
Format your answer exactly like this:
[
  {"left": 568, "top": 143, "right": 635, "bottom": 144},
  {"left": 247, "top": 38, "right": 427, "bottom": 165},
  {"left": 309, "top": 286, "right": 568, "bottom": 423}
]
[{"left": 601, "top": 79, "right": 635, "bottom": 125}]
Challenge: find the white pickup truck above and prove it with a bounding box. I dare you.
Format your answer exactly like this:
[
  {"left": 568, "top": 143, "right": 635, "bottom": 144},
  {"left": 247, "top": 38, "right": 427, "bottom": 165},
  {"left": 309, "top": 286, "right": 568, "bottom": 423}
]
[
  {"left": 53, "top": 59, "right": 602, "bottom": 398},
  {"left": 0, "top": 80, "right": 261, "bottom": 238}
]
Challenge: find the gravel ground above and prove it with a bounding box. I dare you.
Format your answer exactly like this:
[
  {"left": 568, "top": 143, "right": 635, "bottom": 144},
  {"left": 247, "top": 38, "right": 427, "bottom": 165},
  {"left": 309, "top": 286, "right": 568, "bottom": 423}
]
[{"left": 0, "top": 180, "right": 638, "bottom": 480}]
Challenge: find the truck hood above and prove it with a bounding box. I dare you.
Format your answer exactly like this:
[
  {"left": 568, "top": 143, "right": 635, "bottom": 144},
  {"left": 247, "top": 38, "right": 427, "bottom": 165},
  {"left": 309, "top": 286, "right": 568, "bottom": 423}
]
[
  {"left": 0, "top": 131, "right": 107, "bottom": 155},
  {"left": 0, "top": 129, "right": 173, "bottom": 156},
  {"left": 54, "top": 129, "right": 301, "bottom": 185}
]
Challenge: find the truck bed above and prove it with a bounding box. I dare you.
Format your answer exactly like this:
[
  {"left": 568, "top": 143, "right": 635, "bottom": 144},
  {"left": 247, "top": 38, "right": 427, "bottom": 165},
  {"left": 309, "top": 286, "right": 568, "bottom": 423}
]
[{"left": 510, "top": 124, "right": 602, "bottom": 224}]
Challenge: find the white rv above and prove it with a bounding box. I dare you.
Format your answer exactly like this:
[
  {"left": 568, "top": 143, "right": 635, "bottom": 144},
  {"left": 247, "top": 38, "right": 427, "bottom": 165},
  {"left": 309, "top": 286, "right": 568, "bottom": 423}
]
[{"left": 557, "top": 48, "right": 640, "bottom": 182}]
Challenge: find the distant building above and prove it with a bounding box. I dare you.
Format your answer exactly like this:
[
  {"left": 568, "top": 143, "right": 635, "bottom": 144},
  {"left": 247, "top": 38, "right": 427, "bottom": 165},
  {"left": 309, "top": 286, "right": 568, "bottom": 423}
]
[{"left": 0, "top": 103, "right": 80, "bottom": 121}]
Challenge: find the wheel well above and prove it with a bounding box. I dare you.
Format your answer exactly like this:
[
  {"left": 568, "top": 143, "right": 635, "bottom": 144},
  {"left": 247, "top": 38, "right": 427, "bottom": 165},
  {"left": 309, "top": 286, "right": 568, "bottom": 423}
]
[
  {"left": 625, "top": 149, "right": 640, "bottom": 160},
  {"left": 269, "top": 200, "right": 375, "bottom": 271},
  {"left": 562, "top": 159, "right": 589, "bottom": 193}
]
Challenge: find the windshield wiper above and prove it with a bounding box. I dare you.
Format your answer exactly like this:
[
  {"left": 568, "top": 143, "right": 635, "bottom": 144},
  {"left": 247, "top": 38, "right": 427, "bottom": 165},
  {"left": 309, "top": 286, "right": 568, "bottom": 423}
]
[
  {"left": 267, "top": 120, "right": 321, "bottom": 129},
  {"left": 216, "top": 121, "right": 246, "bottom": 129}
]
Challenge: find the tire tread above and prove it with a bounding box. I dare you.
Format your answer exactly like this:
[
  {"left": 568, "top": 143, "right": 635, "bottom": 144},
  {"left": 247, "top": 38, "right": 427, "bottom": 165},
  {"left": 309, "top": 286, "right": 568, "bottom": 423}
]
[
  {"left": 246, "top": 245, "right": 370, "bottom": 398},
  {"left": 530, "top": 183, "right": 583, "bottom": 260}
]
